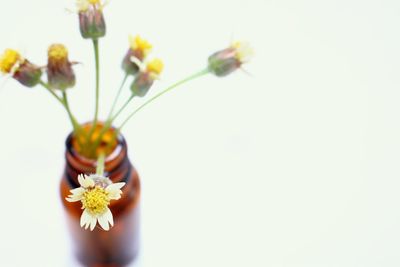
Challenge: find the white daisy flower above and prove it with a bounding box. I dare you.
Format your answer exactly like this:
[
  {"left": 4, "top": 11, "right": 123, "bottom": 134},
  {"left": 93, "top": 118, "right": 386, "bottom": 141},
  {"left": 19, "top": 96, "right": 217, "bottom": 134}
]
[{"left": 66, "top": 174, "right": 126, "bottom": 231}]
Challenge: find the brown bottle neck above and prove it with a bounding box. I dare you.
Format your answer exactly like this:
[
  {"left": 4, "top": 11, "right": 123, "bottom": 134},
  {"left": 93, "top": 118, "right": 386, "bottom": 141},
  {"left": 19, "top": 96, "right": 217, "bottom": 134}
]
[{"left": 64, "top": 133, "right": 132, "bottom": 188}]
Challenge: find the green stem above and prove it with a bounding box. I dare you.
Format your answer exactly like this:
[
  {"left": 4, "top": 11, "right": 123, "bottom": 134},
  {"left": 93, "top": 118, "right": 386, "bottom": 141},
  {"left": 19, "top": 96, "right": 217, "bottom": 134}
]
[
  {"left": 90, "top": 68, "right": 209, "bottom": 153},
  {"left": 62, "top": 91, "right": 81, "bottom": 134},
  {"left": 39, "top": 80, "right": 64, "bottom": 106},
  {"left": 39, "top": 81, "right": 82, "bottom": 134},
  {"left": 118, "top": 68, "right": 210, "bottom": 130},
  {"left": 88, "top": 93, "right": 135, "bottom": 155},
  {"left": 88, "top": 119, "right": 112, "bottom": 156},
  {"left": 96, "top": 153, "right": 105, "bottom": 176},
  {"left": 87, "top": 39, "right": 101, "bottom": 141},
  {"left": 107, "top": 74, "right": 129, "bottom": 120},
  {"left": 87, "top": 75, "right": 130, "bottom": 156},
  {"left": 111, "top": 94, "right": 135, "bottom": 122}
]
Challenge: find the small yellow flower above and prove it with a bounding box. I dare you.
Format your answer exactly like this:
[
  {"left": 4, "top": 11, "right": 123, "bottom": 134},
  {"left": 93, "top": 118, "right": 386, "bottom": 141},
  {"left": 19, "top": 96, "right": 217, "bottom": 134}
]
[
  {"left": 66, "top": 174, "right": 126, "bottom": 231},
  {"left": 0, "top": 49, "right": 24, "bottom": 74},
  {"left": 129, "top": 35, "right": 153, "bottom": 57},
  {"left": 48, "top": 44, "right": 69, "bottom": 62},
  {"left": 147, "top": 58, "right": 164, "bottom": 76}
]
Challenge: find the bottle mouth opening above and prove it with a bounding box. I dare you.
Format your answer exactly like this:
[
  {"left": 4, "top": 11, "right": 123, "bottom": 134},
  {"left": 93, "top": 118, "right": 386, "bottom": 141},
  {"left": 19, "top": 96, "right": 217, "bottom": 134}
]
[
  {"left": 65, "top": 122, "right": 127, "bottom": 170},
  {"left": 66, "top": 133, "right": 126, "bottom": 166}
]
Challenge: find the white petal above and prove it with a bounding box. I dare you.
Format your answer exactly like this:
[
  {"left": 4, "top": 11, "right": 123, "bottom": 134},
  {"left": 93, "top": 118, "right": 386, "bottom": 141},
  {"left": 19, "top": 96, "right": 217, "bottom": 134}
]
[
  {"left": 105, "top": 208, "right": 114, "bottom": 227},
  {"left": 106, "top": 182, "right": 125, "bottom": 191},
  {"left": 90, "top": 216, "right": 97, "bottom": 231},
  {"left": 108, "top": 190, "right": 123, "bottom": 200},
  {"left": 70, "top": 187, "right": 85, "bottom": 194},
  {"left": 130, "top": 56, "right": 145, "bottom": 71},
  {"left": 77, "top": 174, "right": 86, "bottom": 187},
  {"left": 80, "top": 209, "right": 91, "bottom": 228},
  {"left": 66, "top": 195, "right": 82, "bottom": 202},
  {"left": 84, "top": 176, "right": 95, "bottom": 188},
  {"left": 98, "top": 213, "right": 110, "bottom": 231},
  {"left": 106, "top": 183, "right": 125, "bottom": 200},
  {"left": 78, "top": 174, "right": 95, "bottom": 188},
  {"left": 69, "top": 188, "right": 85, "bottom": 197},
  {"left": 66, "top": 187, "right": 85, "bottom": 202}
]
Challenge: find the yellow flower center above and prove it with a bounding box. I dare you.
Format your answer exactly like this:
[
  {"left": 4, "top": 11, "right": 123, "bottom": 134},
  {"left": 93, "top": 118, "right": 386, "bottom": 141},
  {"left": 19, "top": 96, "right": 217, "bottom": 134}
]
[
  {"left": 147, "top": 58, "right": 164, "bottom": 75},
  {"left": 77, "top": 0, "right": 102, "bottom": 12},
  {"left": 0, "top": 49, "right": 23, "bottom": 74},
  {"left": 130, "top": 35, "right": 153, "bottom": 56},
  {"left": 231, "top": 41, "right": 242, "bottom": 49},
  {"left": 48, "top": 44, "right": 69, "bottom": 62},
  {"left": 82, "top": 187, "right": 110, "bottom": 215},
  {"left": 231, "top": 41, "right": 253, "bottom": 63}
]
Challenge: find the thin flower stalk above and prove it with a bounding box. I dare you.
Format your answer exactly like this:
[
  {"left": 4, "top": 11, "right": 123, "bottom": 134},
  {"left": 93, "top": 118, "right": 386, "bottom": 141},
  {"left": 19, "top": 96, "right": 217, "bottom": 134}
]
[
  {"left": 89, "top": 68, "right": 210, "bottom": 149},
  {"left": 87, "top": 39, "right": 101, "bottom": 142},
  {"left": 119, "top": 68, "right": 210, "bottom": 130},
  {"left": 96, "top": 153, "right": 105, "bottom": 176},
  {"left": 111, "top": 94, "right": 135, "bottom": 122},
  {"left": 38, "top": 80, "right": 83, "bottom": 137},
  {"left": 38, "top": 80, "right": 65, "bottom": 106},
  {"left": 62, "top": 91, "right": 81, "bottom": 134},
  {"left": 107, "top": 74, "right": 129, "bottom": 120}
]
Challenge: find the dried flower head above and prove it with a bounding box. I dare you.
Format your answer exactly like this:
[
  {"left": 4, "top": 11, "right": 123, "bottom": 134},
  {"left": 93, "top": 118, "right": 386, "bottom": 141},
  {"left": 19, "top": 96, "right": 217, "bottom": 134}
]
[
  {"left": 130, "top": 58, "right": 164, "bottom": 97},
  {"left": 77, "top": 0, "right": 106, "bottom": 39},
  {"left": 47, "top": 44, "right": 76, "bottom": 90},
  {"left": 0, "top": 49, "right": 42, "bottom": 87},
  {"left": 208, "top": 41, "right": 253, "bottom": 77},
  {"left": 122, "top": 35, "right": 153, "bottom": 75},
  {"left": 66, "top": 174, "right": 126, "bottom": 231}
]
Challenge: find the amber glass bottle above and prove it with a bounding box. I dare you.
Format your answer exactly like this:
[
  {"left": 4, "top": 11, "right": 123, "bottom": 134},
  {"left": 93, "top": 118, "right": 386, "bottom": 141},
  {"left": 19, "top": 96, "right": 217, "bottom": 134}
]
[{"left": 60, "top": 130, "right": 141, "bottom": 267}]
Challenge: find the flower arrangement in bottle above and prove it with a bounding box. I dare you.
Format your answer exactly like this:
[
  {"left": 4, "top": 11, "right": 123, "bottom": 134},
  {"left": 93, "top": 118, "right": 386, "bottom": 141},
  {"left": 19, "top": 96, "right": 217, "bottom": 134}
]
[{"left": 0, "top": 0, "right": 252, "bottom": 233}]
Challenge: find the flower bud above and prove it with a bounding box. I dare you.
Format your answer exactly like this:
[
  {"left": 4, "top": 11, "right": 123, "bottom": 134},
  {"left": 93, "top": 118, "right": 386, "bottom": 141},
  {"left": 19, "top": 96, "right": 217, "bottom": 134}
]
[
  {"left": 77, "top": 0, "right": 106, "bottom": 39},
  {"left": 208, "top": 42, "right": 253, "bottom": 77},
  {"left": 0, "top": 49, "right": 42, "bottom": 87},
  {"left": 122, "top": 35, "right": 152, "bottom": 75},
  {"left": 130, "top": 59, "right": 164, "bottom": 97},
  {"left": 47, "top": 44, "right": 76, "bottom": 90},
  {"left": 14, "top": 61, "right": 43, "bottom": 87}
]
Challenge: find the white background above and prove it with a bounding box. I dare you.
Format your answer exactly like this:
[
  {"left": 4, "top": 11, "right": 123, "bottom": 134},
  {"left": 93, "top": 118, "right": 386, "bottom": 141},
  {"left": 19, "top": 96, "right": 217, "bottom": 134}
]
[{"left": 0, "top": 0, "right": 400, "bottom": 266}]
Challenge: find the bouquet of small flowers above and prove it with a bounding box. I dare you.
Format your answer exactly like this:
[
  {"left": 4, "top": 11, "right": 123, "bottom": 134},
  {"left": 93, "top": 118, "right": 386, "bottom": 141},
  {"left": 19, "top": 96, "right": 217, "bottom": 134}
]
[{"left": 0, "top": 0, "right": 252, "bottom": 232}]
